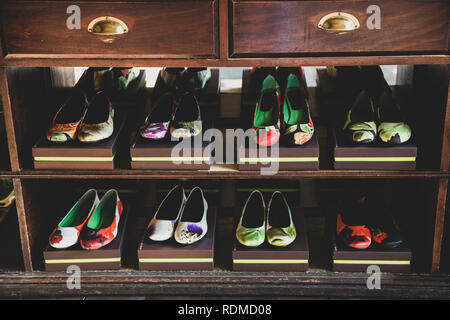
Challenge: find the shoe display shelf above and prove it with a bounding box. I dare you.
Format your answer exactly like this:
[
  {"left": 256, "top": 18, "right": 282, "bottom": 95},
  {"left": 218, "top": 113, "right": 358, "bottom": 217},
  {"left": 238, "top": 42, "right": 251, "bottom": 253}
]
[{"left": 0, "top": 0, "right": 449, "bottom": 299}]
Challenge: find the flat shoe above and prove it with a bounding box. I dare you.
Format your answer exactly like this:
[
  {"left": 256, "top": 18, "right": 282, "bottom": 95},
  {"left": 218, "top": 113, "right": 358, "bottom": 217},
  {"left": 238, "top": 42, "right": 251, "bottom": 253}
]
[
  {"left": 78, "top": 91, "right": 114, "bottom": 143},
  {"left": 170, "top": 93, "right": 202, "bottom": 139},
  {"left": 266, "top": 191, "right": 296, "bottom": 247},
  {"left": 236, "top": 190, "right": 266, "bottom": 247},
  {"left": 80, "top": 190, "right": 123, "bottom": 250},
  {"left": 140, "top": 93, "right": 176, "bottom": 140},
  {"left": 46, "top": 91, "right": 88, "bottom": 143},
  {"left": 174, "top": 187, "right": 208, "bottom": 245},
  {"left": 49, "top": 189, "right": 99, "bottom": 249},
  {"left": 147, "top": 185, "right": 186, "bottom": 241}
]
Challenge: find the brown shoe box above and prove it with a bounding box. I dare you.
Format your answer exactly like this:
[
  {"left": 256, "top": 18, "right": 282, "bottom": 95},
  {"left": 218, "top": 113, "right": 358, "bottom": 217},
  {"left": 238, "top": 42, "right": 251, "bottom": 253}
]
[
  {"left": 232, "top": 207, "right": 309, "bottom": 272},
  {"left": 238, "top": 135, "right": 320, "bottom": 171},
  {"left": 332, "top": 127, "right": 417, "bottom": 170},
  {"left": 43, "top": 206, "right": 129, "bottom": 272},
  {"left": 130, "top": 69, "right": 219, "bottom": 170},
  {"left": 238, "top": 69, "right": 319, "bottom": 171},
  {"left": 138, "top": 207, "right": 216, "bottom": 271}
]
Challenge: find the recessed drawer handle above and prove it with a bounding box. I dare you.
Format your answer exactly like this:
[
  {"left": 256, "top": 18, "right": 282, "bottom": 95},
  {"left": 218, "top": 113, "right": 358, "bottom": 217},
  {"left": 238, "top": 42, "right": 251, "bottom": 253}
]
[
  {"left": 87, "top": 16, "right": 128, "bottom": 35},
  {"left": 318, "top": 12, "right": 360, "bottom": 32}
]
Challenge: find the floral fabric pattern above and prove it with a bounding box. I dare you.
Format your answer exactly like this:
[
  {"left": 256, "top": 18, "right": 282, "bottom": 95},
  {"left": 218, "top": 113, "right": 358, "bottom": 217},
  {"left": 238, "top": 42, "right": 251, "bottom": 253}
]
[{"left": 140, "top": 121, "right": 170, "bottom": 140}]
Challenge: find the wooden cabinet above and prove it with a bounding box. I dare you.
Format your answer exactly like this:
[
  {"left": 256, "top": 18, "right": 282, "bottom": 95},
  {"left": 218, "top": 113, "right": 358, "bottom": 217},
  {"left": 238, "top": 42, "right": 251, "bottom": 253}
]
[
  {"left": 1, "top": 1, "right": 219, "bottom": 59},
  {"left": 0, "top": 0, "right": 449, "bottom": 299},
  {"left": 231, "top": 0, "right": 449, "bottom": 57}
]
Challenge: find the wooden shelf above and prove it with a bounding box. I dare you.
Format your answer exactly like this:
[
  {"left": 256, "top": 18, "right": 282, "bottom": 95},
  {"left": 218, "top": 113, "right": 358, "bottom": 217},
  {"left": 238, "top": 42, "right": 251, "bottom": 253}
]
[
  {"left": 0, "top": 269, "right": 449, "bottom": 299},
  {"left": 1, "top": 55, "right": 449, "bottom": 68},
  {"left": 2, "top": 169, "right": 449, "bottom": 180}
]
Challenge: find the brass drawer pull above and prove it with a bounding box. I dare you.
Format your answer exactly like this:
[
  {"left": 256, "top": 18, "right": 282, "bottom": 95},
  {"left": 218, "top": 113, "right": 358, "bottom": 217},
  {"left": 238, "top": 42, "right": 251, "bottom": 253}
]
[
  {"left": 318, "top": 12, "right": 360, "bottom": 32},
  {"left": 87, "top": 16, "right": 128, "bottom": 35}
]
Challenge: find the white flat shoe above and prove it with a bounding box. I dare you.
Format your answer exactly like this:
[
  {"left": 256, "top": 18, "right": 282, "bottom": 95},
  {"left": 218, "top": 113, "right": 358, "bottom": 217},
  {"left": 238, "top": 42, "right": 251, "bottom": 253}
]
[
  {"left": 175, "top": 187, "right": 208, "bottom": 245},
  {"left": 49, "top": 189, "right": 99, "bottom": 249},
  {"left": 147, "top": 185, "right": 186, "bottom": 242}
]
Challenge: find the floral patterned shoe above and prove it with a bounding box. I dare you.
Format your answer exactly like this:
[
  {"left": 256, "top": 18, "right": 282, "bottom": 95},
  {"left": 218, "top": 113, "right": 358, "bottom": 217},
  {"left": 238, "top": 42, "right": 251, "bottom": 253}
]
[
  {"left": 49, "top": 189, "right": 99, "bottom": 249},
  {"left": 140, "top": 93, "right": 176, "bottom": 140},
  {"left": 253, "top": 75, "right": 281, "bottom": 146},
  {"left": 112, "top": 68, "right": 139, "bottom": 91},
  {"left": 80, "top": 189, "right": 123, "bottom": 250},
  {"left": 46, "top": 91, "right": 88, "bottom": 143},
  {"left": 78, "top": 91, "right": 114, "bottom": 143},
  {"left": 336, "top": 196, "right": 372, "bottom": 250},
  {"left": 175, "top": 187, "right": 208, "bottom": 245},
  {"left": 170, "top": 92, "right": 202, "bottom": 139},
  {"left": 147, "top": 185, "right": 186, "bottom": 242},
  {"left": 342, "top": 90, "right": 377, "bottom": 144},
  {"left": 376, "top": 90, "right": 411, "bottom": 144},
  {"left": 266, "top": 191, "right": 296, "bottom": 247},
  {"left": 282, "top": 73, "right": 314, "bottom": 145},
  {"left": 236, "top": 190, "right": 266, "bottom": 247}
]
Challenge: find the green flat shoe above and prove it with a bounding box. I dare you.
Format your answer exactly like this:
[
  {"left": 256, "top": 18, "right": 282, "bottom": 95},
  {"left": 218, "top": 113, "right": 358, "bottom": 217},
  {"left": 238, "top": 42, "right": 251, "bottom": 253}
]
[
  {"left": 342, "top": 90, "right": 377, "bottom": 144},
  {"left": 236, "top": 190, "right": 266, "bottom": 247},
  {"left": 253, "top": 75, "right": 281, "bottom": 146},
  {"left": 282, "top": 73, "right": 314, "bottom": 145},
  {"left": 376, "top": 90, "right": 411, "bottom": 144},
  {"left": 266, "top": 191, "right": 296, "bottom": 247}
]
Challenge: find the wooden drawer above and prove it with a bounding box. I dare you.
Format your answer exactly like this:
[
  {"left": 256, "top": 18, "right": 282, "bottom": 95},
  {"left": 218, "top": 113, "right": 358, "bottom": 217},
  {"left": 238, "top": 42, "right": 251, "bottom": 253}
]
[
  {"left": 1, "top": 0, "right": 218, "bottom": 59},
  {"left": 232, "top": 0, "right": 449, "bottom": 57}
]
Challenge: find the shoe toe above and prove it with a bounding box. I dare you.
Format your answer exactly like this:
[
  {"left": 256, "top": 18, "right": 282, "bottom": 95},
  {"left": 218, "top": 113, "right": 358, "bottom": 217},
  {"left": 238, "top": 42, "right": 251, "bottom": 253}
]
[
  {"left": 78, "top": 126, "right": 113, "bottom": 142},
  {"left": 175, "top": 222, "right": 207, "bottom": 244},
  {"left": 256, "top": 129, "right": 280, "bottom": 146},
  {"left": 141, "top": 123, "right": 169, "bottom": 140},
  {"left": 293, "top": 132, "right": 312, "bottom": 145},
  {"left": 266, "top": 227, "right": 296, "bottom": 247},
  {"left": 147, "top": 220, "right": 175, "bottom": 242},
  {"left": 170, "top": 122, "right": 202, "bottom": 139},
  {"left": 49, "top": 228, "right": 79, "bottom": 249},
  {"left": 352, "top": 130, "right": 375, "bottom": 143},
  {"left": 236, "top": 227, "right": 265, "bottom": 247},
  {"left": 49, "top": 133, "right": 69, "bottom": 143},
  {"left": 378, "top": 122, "right": 411, "bottom": 144}
]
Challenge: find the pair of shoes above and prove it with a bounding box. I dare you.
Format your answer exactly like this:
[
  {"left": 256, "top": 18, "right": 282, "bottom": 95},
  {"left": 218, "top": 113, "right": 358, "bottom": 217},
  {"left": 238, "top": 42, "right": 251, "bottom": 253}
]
[
  {"left": 251, "top": 67, "right": 314, "bottom": 146},
  {"left": 330, "top": 66, "right": 412, "bottom": 145},
  {"left": 236, "top": 190, "right": 296, "bottom": 247},
  {"left": 46, "top": 67, "right": 139, "bottom": 143},
  {"left": 140, "top": 92, "right": 202, "bottom": 140},
  {"left": 46, "top": 91, "right": 114, "bottom": 143},
  {"left": 160, "top": 68, "right": 212, "bottom": 92},
  {"left": 336, "top": 195, "right": 403, "bottom": 250},
  {"left": 49, "top": 189, "right": 123, "bottom": 250},
  {"left": 147, "top": 185, "right": 208, "bottom": 245}
]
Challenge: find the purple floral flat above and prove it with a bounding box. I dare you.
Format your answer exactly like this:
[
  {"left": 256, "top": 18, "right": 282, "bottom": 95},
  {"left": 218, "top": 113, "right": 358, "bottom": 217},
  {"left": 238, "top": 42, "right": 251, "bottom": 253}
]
[{"left": 140, "top": 93, "right": 176, "bottom": 140}]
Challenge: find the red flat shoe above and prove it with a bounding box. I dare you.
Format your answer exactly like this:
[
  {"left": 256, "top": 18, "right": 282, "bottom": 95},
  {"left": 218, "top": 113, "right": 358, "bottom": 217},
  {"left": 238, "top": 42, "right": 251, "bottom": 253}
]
[{"left": 79, "top": 190, "right": 123, "bottom": 250}]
